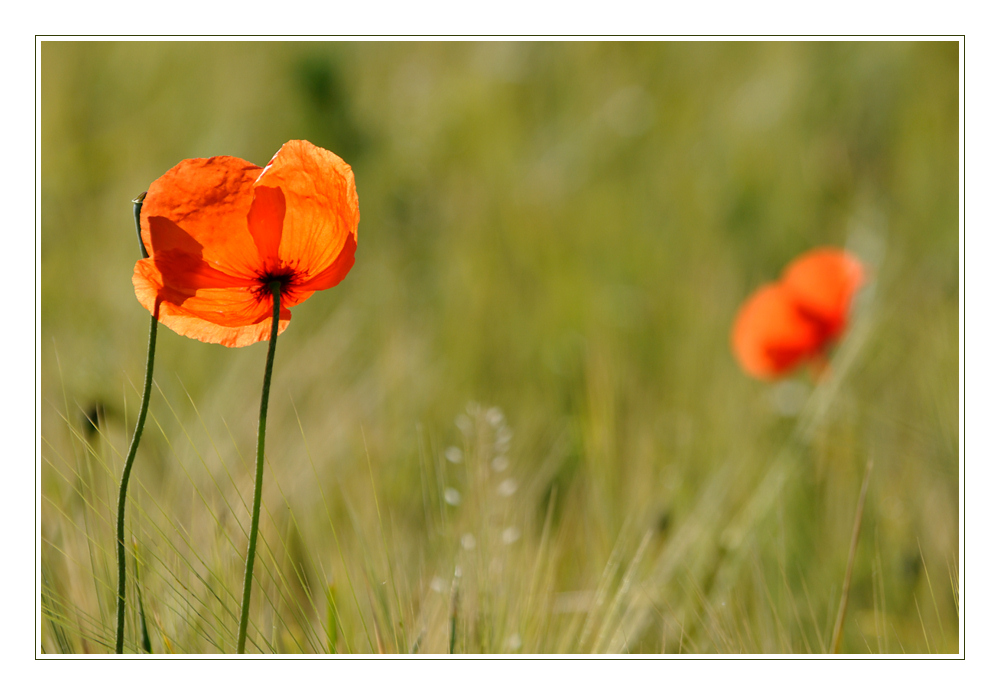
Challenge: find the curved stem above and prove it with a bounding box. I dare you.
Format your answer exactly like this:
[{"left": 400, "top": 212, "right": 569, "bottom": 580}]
[
  {"left": 236, "top": 281, "right": 282, "bottom": 654},
  {"left": 132, "top": 191, "right": 147, "bottom": 259},
  {"left": 115, "top": 194, "right": 156, "bottom": 654}
]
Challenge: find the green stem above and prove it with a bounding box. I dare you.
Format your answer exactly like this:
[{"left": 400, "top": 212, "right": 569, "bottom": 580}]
[
  {"left": 115, "top": 192, "right": 156, "bottom": 654},
  {"left": 236, "top": 281, "right": 282, "bottom": 654}
]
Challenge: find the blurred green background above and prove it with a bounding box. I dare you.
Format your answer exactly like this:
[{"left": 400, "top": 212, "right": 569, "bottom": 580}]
[{"left": 40, "top": 41, "right": 958, "bottom": 654}]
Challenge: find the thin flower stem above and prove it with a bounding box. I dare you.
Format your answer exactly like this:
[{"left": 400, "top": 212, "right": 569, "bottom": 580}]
[
  {"left": 236, "top": 281, "right": 282, "bottom": 654},
  {"left": 115, "top": 193, "right": 156, "bottom": 654}
]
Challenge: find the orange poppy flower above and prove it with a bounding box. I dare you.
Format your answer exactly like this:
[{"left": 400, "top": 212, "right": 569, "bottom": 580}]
[
  {"left": 132, "top": 140, "right": 359, "bottom": 347},
  {"left": 731, "top": 248, "right": 865, "bottom": 380}
]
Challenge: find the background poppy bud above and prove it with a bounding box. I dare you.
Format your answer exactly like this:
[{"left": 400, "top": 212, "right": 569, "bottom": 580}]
[
  {"left": 731, "top": 248, "right": 865, "bottom": 380},
  {"left": 781, "top": 248, "right": 866, "bottom": 345}
]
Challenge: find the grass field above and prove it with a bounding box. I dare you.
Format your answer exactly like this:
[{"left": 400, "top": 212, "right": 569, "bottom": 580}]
[{"left": 39, "top": 41, "right": 959, "bottom": 654}]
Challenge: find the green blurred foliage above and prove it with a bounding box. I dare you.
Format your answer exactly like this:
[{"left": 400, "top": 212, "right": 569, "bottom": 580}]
[{"left": 40, "top": 41, "right": 958, "bottom": 654}]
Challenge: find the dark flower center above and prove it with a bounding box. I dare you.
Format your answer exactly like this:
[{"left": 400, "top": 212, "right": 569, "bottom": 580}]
[{"left": 253, "top": 270, "right": 298, "bottom": 302}]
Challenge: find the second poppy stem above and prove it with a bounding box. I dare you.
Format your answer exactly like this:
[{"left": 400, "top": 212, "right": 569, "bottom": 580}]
[
  {"left": 115, "top": 192, "right": 155, "bottom": 655},
  {"left": 114, "top": 315, "right": 157, "bottom": 653},
  {"left": 236, "top": 281, "right": 282, "bottom": 654}
]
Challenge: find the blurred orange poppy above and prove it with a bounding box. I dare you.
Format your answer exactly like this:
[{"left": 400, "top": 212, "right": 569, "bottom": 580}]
[
  {"left": 731, "top": 248, "right": 865, "bottom": 380},
  {"left": 132, "top": 140, "right": 359, "bottom": 347}
]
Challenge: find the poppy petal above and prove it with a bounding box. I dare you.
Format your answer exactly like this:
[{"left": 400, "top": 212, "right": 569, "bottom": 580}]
[
  {"left": 147, "top": 249, "right": 256, "bottom": 293},
  {"left": 141, "top": 156, "right": 264, "bottom": 278},
  {"left": 133, "top": 261, "right": 290, "bottom": 347},
  {"left": 253, "top": 140, "right": 360, "bottom": 282},
  {"left": 246, "top": 185, "right": 285, "bottom": 275},
  {"left": 136, "top": 257, "right": 291, "bottom": 328},
  {"left": 295, "top": 234, "right": 357, "bottom": 292},
  {"left": 781, "top": 248, "right": 865, "bottom": 342},
  {"left": 731, "top": 283, "right": 825, "bottom": 379},
  {"left": 277, "top": 286, "right": 315, "bottom": 310}
]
